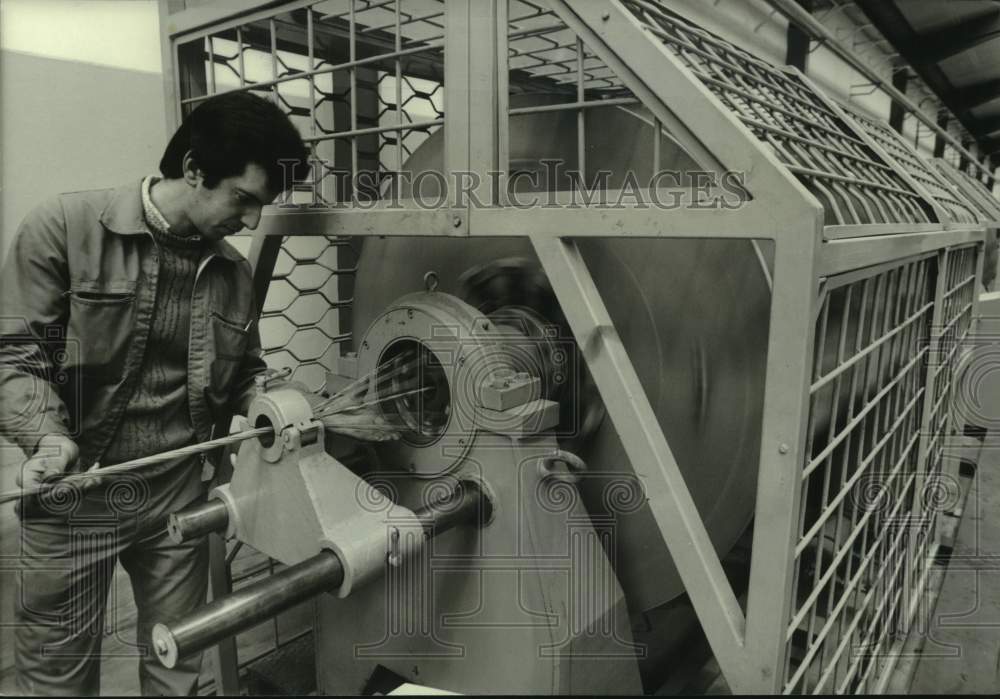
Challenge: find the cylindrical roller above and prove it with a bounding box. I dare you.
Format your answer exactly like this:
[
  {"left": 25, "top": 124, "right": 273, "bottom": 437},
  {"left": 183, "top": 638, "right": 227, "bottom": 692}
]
[
  {"left": 153, "top": 550, "right": 344, "bottom": 669},
  {"left": 153, "top": 481, "right": 487, "bottom": 668},
  {"left": 413, "top": 480, "right": 491, "bottom": 534},
  {"left": 166, "top": 499, "right": 230, "bottom": 544}
]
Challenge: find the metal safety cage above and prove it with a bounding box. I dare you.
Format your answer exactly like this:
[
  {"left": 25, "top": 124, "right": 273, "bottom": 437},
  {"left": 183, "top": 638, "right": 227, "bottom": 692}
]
[{"left": 158, "top": 0, "right": 987, "bottom": 694}]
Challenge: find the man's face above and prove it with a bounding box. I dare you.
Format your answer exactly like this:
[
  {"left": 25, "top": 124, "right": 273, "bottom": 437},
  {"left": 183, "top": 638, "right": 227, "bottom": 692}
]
[{"left": 188, "top": 163, "right": 277, "bottom": 240}]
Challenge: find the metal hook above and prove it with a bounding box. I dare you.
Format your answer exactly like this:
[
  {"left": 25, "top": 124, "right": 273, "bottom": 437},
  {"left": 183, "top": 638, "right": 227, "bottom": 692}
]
[{"left": 423, "top": 270, "right": 439, "bottom": 292}]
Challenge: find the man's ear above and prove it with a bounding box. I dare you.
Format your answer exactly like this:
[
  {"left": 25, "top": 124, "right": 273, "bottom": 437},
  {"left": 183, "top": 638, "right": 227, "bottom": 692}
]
[{"left": 181, "top": 151, "right": 203, "bottom": 188}]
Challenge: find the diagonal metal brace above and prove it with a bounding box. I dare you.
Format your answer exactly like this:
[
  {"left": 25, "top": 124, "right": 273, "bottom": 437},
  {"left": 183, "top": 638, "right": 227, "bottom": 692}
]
[{"left": 531, "top": 234, "right": 749, "bottom": 687}]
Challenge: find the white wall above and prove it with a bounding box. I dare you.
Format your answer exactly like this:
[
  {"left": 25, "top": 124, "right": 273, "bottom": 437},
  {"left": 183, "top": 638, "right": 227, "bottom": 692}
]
[{"left": 0, "top": 0, "right": 166, "bottom": 266}]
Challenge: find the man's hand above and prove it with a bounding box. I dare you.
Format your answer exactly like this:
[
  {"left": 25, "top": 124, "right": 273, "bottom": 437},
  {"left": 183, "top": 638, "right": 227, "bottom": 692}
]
[{"left": 16, "top": 433, "right": 79, "bottom": 495}]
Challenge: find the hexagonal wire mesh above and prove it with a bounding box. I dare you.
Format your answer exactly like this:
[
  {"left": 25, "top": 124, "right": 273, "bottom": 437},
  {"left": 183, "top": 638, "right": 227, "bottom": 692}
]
[{"left": 174, "top": 1, "right": 447, "bottom": 390}]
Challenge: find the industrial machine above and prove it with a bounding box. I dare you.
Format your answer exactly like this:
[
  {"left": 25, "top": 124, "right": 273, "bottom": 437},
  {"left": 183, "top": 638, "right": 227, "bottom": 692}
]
[{"left": 153, "top": 0, "right": 1000, "bottom": 694}]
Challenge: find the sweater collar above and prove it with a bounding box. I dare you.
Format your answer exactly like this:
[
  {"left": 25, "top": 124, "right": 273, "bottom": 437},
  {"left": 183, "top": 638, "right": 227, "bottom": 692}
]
[{"left": 99, "top": 179, "right": 244, "bottom": 262}]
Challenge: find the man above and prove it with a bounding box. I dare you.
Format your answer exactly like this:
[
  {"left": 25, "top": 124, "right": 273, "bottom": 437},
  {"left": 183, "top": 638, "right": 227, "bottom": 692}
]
[{"left": 0, "top": 92, "right": 316, "bottom": 695}]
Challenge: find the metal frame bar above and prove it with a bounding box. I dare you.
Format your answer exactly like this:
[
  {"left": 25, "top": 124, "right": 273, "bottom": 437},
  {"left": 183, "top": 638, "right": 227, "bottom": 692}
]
[{"left": 531, "top": 234, "right": 748, "bottom": 679}]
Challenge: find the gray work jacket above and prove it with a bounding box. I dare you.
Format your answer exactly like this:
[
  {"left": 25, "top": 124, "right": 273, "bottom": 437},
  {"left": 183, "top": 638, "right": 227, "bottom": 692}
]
[{"left": 0, "top": 179, "right": 266, "bottom": 471}]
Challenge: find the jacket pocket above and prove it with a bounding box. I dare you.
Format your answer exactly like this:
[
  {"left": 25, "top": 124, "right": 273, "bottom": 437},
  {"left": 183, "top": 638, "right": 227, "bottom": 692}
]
[
  {"left": 208, "top": 311, "right": 249, "bottom": 396},
  {"left": 65, "top": 290, "right": 136, "bottom": 378}
]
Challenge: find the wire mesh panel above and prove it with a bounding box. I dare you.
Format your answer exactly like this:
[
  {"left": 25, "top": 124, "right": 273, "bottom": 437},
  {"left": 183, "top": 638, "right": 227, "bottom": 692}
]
[
  {"left": 783, "top": 243, "right": 979, "bottom": 693},
  {"left": 786, "top": 256, "right": 933, "bottom": 693},
  {"left": 845, "top": 108, "right": 981, "bottom": 226},
  {"left": 503, "top": 0, "right": 636, "bottom": 162},
  {"left": 927, "top": 245, "right": 978, "bottom": 489},
  {"left": 507, "top": 0, "right": 629, "bottom": 95},
  {"left": 617, "top": 0, "right": 936, "bottom": 227},
  {"left": 501, "top": 1, "right": 713, "bottom": 195}
]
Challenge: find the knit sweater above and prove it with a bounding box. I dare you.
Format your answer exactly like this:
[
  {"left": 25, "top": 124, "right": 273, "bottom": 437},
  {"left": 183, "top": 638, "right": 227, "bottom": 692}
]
[{"left": 102, "top": 178, "right": 204, "bottom": 472}]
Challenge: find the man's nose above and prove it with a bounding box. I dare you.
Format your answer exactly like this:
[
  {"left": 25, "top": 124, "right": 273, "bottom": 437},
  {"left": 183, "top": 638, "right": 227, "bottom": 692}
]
[{"left": 241, "top": 205, "right": 262, "bottom": 230}]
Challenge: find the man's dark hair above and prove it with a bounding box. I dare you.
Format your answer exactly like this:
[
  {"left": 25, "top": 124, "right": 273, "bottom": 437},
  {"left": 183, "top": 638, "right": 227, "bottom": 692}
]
[{"left": 160, "top": 91, "right": 310, "bottom": 192}]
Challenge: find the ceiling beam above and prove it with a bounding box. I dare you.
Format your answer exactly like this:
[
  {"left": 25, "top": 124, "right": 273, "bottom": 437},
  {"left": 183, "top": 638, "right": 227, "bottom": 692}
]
[
  {"left": 953, "top": 77, "right": 1000, "bottom": 111},
  {"left": 934, "top": 113, "right": 950, "bottom": 158},
  {"left": 785, "top": 0, "right": 813, "bottom": 71},
  {"left": 905, "top": 7, "right": 1000, "bottom": 64},
  {"left": 976, "top": 115, "right": 1000, "bottom": 139},
  {"left": 855, "top": 0, "right": 1000, "bottom": 165},
  {"left": 888, "top": 67, "right": 909, "bottom": 133}
]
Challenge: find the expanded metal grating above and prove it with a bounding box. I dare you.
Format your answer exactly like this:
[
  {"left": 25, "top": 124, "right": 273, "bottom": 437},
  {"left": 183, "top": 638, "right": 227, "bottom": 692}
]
[
  {"left": 619, "top": 0, "right": 937, "bottom": 227},
  {"left": 845, "top": 108, "right": 981, "bottom": 226}
]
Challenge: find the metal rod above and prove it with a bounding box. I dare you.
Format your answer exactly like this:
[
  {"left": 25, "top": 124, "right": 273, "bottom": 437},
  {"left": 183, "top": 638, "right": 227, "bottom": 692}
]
[
  {"left": 395, "top": 0, "right": 403, "bottom": 174},
  {"left": 314, "top": 386, "right": 432, "bottom": 420},
  {"left": 167, "top": 499, "right": 231, "bottom": 544},
  {"left": 306, "top": 8, "right": 318, "bottom": 204},
  {"left": 311, "top": 351, "right": 417, "bottom": 412},
  {"left": 784, "top": 164, "right": 928, "bottom": 202},
  {"left": 153, "top": 482, "right": 485, "bottom": 669},
  {"left": 236, "top": 28, "right": 245, "bottom": 87},
  {"left": 301, "top": 117, "right": 444, "bottom": 144},
  {"left": 269, "top": 18, "right": 279, "bottom": 105},
  {"left": 153, "top": 550, "right": 345, "bottom": 669},
  {"left": 350, "top": 0, "right": 358, "bottom": 197},
  {"left": 508, "top": 96, "right": 639, "bottom": 115},
  {"left": 576, "top": 36, "right": 586, "bottom": 178},
  {"left": 496, "top": 0, "right": 510, "bottom": 206},
  {"left": 0, "top": 427, "right": 272, "bottom": 507},
  {"left": 206, "top": 36, "right": 216, "bottom": 94}
]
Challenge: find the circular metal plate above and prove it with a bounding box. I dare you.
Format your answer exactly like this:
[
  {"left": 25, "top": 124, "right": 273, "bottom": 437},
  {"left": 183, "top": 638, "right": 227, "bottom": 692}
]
[{"left": 352, "top": 103, "right": 771, "bottom": 611}]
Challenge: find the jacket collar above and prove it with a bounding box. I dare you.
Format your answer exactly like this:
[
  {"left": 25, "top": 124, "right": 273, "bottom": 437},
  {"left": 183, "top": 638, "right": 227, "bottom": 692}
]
[{"left": 99, "top": 179, "right": 244, "bottom": 262}]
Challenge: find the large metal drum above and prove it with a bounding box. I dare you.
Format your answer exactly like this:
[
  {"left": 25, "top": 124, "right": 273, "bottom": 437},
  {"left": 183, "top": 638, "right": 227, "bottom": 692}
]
[{"left": 352, "top": 102, "right": 771, "bottom": 613}]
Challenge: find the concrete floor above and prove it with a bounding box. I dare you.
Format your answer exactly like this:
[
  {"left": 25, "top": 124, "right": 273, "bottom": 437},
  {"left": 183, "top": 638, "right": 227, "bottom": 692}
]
[{"left": 907, "top": 437, "right": 1000, "bottom": 695}]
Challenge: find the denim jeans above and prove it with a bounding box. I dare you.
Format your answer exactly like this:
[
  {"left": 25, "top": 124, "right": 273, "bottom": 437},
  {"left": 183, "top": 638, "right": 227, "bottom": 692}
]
[{"left": 13, "top": 460, "right": 207, "bottom": 696}]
